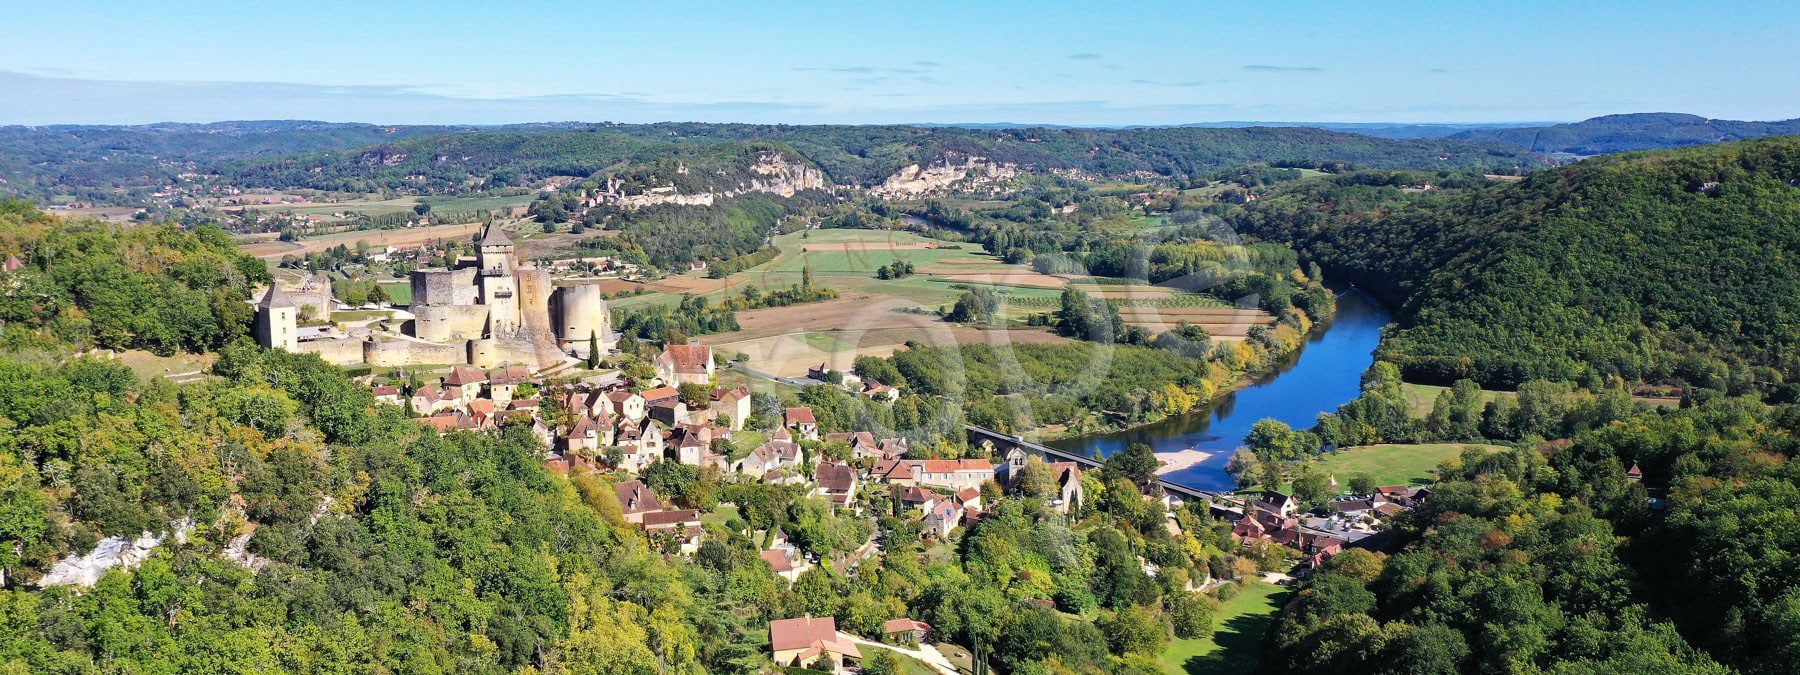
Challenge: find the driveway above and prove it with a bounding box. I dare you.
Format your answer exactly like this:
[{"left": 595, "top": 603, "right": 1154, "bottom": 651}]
[{"left": 839, "top": 634, "right": 960, "bottom": 675}]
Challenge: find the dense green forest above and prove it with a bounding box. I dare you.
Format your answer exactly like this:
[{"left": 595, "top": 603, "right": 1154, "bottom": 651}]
[
  {"left": 1452, "top": 113, "right": 1800, "bottom": 156},
  {"left": 1266, "top": 396, "right": 1800, "bottom": 675},
  {"left": 0, "top": 201, "right": 268, "bottom": 354},
  {"left": 1228, "top": 137, "right": 1800, "bottom": 392},
  {"left": 0, "top": 121, "right": 471, "bottom": 203},
  {"left": 3, "top": 121, "right": 1550, "bottom": 204}
]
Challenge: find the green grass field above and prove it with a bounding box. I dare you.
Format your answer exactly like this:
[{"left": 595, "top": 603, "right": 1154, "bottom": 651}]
[
  {"left": 1313, "top": 443, "right": 1507, "bottom": 486},
  {"left": 1161, "top": 581, "right": 1291, "bottom": 674},
  {"left": 380, "top": 282, "right": 412, "bottom": 305}
]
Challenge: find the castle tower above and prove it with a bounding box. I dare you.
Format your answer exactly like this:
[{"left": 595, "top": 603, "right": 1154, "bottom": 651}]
[
  {"left": 554, "top": 282, "right": 615, "bottom": 354},
  {"left": 476, "top": 224, "right": 516, "bottom": 276},
  {"left": 516, "top": 267, "right": 555, "bottom": 337},
  {"left": 255, "top": 285, "right": 299, "bottom": 351}
]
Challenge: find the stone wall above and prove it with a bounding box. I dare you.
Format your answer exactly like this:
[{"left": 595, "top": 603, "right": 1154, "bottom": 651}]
[
  {"left": 297, "top": 337, "right": 366, "bottom": 366},
  {"left": 411, "top": 304, "right": 489, "bottom": 342},
  {"left": 363, "top": 337, "right": 467, "bottom": 368}
]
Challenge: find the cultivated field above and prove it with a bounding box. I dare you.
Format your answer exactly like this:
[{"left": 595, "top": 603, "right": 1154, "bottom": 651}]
[
  {"left": 611, "top": 227, "right": 1250, "bottom": 375},
  {"left": 238, "top": 221, "right": 488, "bottom": 259}
]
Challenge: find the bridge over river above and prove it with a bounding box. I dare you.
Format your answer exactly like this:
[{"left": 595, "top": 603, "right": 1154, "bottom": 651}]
[{"left": 964, "top": 425, "right": 1223, "bottom": 504}]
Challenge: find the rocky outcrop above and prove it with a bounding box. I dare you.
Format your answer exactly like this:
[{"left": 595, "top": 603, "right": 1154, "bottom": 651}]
[
  {"left": 871, "top": 155, "right": 1020, "bottom": 198},
  {"left": 36, "top": 519, "right": 194, "bottom": 588},
  {"left": 602, "top": 152, "right": 827, "bottom": 209}
]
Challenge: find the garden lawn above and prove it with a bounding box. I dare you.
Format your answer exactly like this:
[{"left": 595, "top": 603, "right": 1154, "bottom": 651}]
[
  {"left": 1313, "top": 443, "right": 1507, "bottom": 487},
  {"left": 1161, "top": 581, "right": 1291, "bottom": 674}
]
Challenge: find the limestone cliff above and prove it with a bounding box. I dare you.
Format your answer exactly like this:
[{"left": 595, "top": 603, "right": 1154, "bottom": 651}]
[{"left": 870, "top": 154, "right": 1020, "bottom": 198}]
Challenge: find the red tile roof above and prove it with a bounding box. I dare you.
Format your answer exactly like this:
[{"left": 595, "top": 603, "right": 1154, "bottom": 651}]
[
  {"left": 641, "top": 386, "right": 680, "bottom": 402},
  {"left": 761, "top": 549, "right": 794, "bottom": 572},
  {"left": 444, "top": 365, "right": 486, "bottom": 387},
  {"left": 883, "top": 618, "right": 931, "bottom": 634},
  {"left": 769, "top": 616, "right": 858, "bottom": 658},
  {"left": 614, "top": 480, "right": 662, "bottom": 514},
  {"left": 662, "top": 344, "right": 712, "bottom": 374},
  {"left": 785, "top": 407, "right": 816, "bottom": 425}
]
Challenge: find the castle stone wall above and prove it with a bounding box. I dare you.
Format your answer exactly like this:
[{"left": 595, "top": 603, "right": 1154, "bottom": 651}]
[
  {"left": 298, "top": 338, "right": 365, "bottom": 366},
  {"left": 412, "top": 304, "right": 489, "bottom": 342}
]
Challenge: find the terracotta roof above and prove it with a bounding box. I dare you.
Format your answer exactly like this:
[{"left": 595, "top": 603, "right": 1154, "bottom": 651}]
[
  {"left": 417, "top": 416, "right": 460, "bottom": 433},
  {"left": 769, "top": 617, "right": 858, "bottom": 658},
  {"left": 916, "top": 459, "right": 992, "bottom": 474},
  {"left": 815, "top": 461, "right": 856, "bottom": 492},
  {"left": 614, "top": 480, "right": 662, "bottom": 514},
  {"left": 884, "top": 618, "right": 931, "bottom": 634},
  {"left": 785, "top": 407, "right": 816, "bottom": 425},
  {"left": 488, "top": 365, "right": 531, "bottom": 385},
  {"left": 661, "top": 344, "right": 712, "bottom": 374},
  {"left": 640, "top": 386, "right": 680, "bottom": 402},
  {"left": 641, "top": 509, "right": 701, "bottom": 529},
  {"left": 873, "top": 460, "right": 916, "bottom": 480},
  {"left": 761, "top": 549, "right": 794, "bottom": 572},
  {"left": 414, "top": 384, "right": 441, "bottom": 399},
  {"left": 444, "top": 366, "right": 487, "bottom": 387},
  {"left": 370, "top": 385, "right": 399, "bottom": 396}
]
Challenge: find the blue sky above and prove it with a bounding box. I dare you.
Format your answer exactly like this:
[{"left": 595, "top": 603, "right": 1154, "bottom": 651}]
[{"left": 3, "top": 1, "right": 1795, "bottom": 125}]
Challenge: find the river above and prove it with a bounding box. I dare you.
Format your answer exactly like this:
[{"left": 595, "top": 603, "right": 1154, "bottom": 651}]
[{"left": 1046, "top": 287, "right": 1393, "bottom": 492}]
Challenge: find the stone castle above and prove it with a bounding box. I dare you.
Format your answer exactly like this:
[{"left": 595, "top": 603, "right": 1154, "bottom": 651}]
[{"left": 256, "top": 224, "right": 617, "bottom": 370}]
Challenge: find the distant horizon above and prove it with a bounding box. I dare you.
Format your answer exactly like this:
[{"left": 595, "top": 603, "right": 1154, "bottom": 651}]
[
  {"left": 21, "top": 113, "right": 1799, "bottom": 131},
  {"left": 4, "top": 2, "right": 1795, "bottom": 126}
]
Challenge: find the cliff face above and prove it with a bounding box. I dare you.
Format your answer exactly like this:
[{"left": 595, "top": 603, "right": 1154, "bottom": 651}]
[
  {"left": 870, "top": 154, "right": 1019, "bottom": 198},
  {"left": 604, "top": 151, "right": 828, "bottom": 209}
]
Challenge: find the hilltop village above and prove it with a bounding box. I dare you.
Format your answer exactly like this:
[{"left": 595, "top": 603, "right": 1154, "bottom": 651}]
[{"left": 302, "top": 328, "right": 1424, "bottom": 673}]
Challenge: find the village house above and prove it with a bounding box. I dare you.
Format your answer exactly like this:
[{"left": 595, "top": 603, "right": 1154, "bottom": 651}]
[
  {"left": 648, "top": 398, "right": 690, "bottom": 427},
  {"left": 642, "top": 509, "right": 704, "bottom": 555},
  {"left": 769, "top": 616, "right": 860, "bottom": 673},
  {"left": 655, "top": 344, "right": 715, "bottom": 386},
  {"left": 1049, "top": 461, "right": 1085, "bottom": 514},
  {"left": 813, "top": 460, "right": 859, "bottom": 508},
  {"left": 370, "top": 385, "right": 402, "bottom": 405},
  {"left": 922, "top": 501, "right": 962, "bottom": 540},
  {"left": 761, "top": 548, "right": 805, "bottom": 583},
  {"left": 606, "top": 390, "right": 647, "bottom": 422},
  {"left": 870, "top": 459, "right": 918, "bottom": 486},
  {"left": 486, "top": 365, "right": 532, "bottom": 408},
  {"left": 883, "top": 618, "right": 931, "bottom": 645},
  {"left": 614, "top": 480, "right": 662, "bottom": 525},
  {"left": 784, "top": 407, "right": 819, "bottom": 440},
  {"left": 444, "top": 365, "right": 487, "bottom": 403},
  {"left": 708, "top": 386, "right": 752, "bottom": 430},
  {"left": 860, "top": 380, "right": 899, "bottom": 401},
  {"left": 565, "top": 412, "right": 615, "bottom": 454},
  {"left": 736, "top": 439, "right": 803, "bottom": 479},
  {"left": 614, "top": 421, "right": 664, "bottom": 471},
  {"left": 912, "top": 458, "right": 994, "bottom": 492}
]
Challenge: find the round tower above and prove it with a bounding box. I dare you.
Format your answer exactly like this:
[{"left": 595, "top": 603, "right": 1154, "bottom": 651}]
[{"left": 555, "top": 282, "right": 610, "bottom": 350}]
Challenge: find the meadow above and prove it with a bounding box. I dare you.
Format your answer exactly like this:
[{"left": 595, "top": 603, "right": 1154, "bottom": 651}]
[
  {"left": 1313, "top": 442, "right": 1507, "bottom": 486},
  {"left": 1160, "top": 581, "right": 1291, "bottom": 675}
]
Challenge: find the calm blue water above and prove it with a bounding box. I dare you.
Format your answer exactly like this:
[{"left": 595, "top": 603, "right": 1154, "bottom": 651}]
[{"left": 1047, "top": 287, "right": 1392, "bottom": 492}]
